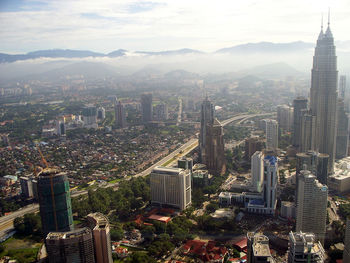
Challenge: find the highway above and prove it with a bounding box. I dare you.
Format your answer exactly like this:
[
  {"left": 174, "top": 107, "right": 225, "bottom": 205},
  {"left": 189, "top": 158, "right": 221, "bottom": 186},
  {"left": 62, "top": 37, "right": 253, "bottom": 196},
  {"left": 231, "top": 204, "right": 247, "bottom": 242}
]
[{"left": 0, "top": 112, "right": 271, "bottom": 235}]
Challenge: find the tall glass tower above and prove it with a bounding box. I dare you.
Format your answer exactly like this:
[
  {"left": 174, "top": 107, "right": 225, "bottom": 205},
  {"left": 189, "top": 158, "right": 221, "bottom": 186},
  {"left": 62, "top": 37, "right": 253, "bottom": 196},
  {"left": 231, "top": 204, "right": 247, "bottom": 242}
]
[
  {"left": 310, "top": 18, "right": 338, "bottom": 173},
  {"left": 38, "top": 168, "right": 74, "bottom": 235},
  {"left": 199, "top": 96, "right": 214, "bottom": 162}
]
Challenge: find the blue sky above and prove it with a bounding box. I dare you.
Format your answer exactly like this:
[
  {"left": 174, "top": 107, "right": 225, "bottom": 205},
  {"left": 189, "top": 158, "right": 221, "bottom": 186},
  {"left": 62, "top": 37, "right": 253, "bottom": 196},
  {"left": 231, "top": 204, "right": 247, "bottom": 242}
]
[{"left": 0, "top": 0, "right": 349, "bottom": 53}]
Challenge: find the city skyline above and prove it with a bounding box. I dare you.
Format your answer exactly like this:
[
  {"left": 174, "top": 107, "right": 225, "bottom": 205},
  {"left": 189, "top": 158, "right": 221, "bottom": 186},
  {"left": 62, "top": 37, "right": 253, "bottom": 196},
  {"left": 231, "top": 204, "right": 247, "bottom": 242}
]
[{"left": 0, "top": 0, "right": 349, "bottom": 53}]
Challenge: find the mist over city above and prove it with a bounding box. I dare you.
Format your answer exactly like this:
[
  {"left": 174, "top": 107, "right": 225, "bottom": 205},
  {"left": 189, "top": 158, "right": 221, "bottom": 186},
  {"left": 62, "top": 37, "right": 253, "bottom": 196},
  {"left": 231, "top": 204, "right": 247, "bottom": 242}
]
[{"left": 0, "top": 1, "right": 350, "bottom": 263}]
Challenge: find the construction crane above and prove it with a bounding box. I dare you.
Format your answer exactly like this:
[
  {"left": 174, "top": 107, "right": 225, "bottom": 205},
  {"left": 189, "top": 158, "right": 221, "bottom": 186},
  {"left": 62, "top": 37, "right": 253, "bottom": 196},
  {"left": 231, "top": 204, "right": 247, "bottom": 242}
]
[{"left": 36, "top": 144, "right": 49, "bottom": 169}]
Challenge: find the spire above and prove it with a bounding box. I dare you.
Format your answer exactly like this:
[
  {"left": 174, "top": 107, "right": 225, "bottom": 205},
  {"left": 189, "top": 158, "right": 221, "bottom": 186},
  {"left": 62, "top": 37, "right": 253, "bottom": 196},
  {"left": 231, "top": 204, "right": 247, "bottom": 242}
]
[
  {"left": 317, "top": 14, "right": 324, "bottom": 40},
  {"left": 325, "top": 8, "right": 333, "bottom": 38},
  {"left": 328, "top": 8, "right": 330, "bottom": 26}
]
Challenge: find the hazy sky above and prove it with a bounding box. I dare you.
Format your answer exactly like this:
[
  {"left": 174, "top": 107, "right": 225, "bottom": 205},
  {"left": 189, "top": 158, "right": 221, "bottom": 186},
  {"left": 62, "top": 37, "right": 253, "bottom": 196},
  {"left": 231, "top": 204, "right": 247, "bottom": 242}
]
[{"left": 0, "top": 0, "right": 349, "bottom": 53}]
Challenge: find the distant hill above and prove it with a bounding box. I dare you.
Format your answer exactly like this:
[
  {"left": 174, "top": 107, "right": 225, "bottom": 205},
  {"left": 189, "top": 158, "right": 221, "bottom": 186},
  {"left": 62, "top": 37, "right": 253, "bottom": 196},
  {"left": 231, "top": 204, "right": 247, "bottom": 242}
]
[
  {"left": 237, "top": 62, "right": 305, "bottom": 78},
  {"left": 216, "top": 41, "right": 314, "bottom": 54},
  {"left": 135, "top": 48, "right": 203, "bottom": 56}
]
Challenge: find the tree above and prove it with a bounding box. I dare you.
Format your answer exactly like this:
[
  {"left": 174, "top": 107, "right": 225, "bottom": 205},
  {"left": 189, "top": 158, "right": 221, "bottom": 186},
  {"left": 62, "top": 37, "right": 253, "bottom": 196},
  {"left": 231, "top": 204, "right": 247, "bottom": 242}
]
[{"left": 125, "top": 252, "right": 156, "bottom": 263}]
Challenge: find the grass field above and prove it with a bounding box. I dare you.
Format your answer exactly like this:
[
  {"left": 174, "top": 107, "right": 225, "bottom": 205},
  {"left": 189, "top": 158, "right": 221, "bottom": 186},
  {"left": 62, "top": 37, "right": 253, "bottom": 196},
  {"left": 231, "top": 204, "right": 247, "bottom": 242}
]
[{"left": 0, "top": 236, "right": 41, "bottom": 263}]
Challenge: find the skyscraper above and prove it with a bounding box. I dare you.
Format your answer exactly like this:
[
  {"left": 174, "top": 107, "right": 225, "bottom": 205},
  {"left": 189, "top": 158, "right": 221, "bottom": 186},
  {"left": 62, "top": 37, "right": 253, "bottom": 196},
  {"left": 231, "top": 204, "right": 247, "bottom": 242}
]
[
  {"left": 339, "top": 75, "right": 346, "bottom": 99},
  {"left": 45, "top": 228, "right": 95, "bottom": 263},
  {"left": 296, "top": 151, "right": 328, "bottom": 186},
  {"left": 300, "top": 110, "right": 316, "bottom": 153},
  {"left": 38, "top": 168, "right": 74, "bottom": 235},
  {"left": 343, "top": 218, "right": 350, "bottom": 263},
  {"left": 82, "top": 105, "right": 98, "bottom": 129},
  {"left": 263, "top": 155, "right": 278, "bottom": 213},
  {"left": 310, "top": 18, "right": 338, "bottom": 173},
  {"left": 115, "top": 100, "right": 127, "bottom": 128},
  {"left": 141, "top": 93, "right": 153, "bottom": 123},
  {"left": 199, "top": 96, "right": 214, "bottom": 162},
  {"left": 154, "top": 103, "right": 169, "bottom": 121},
  {"left": 247, "top": 232, "right": 275, "bottom": 263},
  {"left": 87, "top": 213, "right": 113, "bottom": 263},
  {"left": 293, "top": 97, "right": 308, "bottom": 149},
  {"left": 265, "top": 119, "right": 278, "bottom": 151},
  {"left": 150, "top": 167, "right": 191, "bottom": 211},
  {"left": 205, "top": 119, "right": 225, "bottom": 176},
  {"left": 251, "top": 151, "right": 264, "bottom": 193},
  {"left": 287, "top": 232, "right": 325, "bottom": 263},
  {"left": 296, "top": 170, "right": 328, "bottom": 244},
  {"left": 336, "top": 99, "right": 349, "bottom": 159},
  {"left": 277, "top": 105, "right": 293, "bottom": 131}
]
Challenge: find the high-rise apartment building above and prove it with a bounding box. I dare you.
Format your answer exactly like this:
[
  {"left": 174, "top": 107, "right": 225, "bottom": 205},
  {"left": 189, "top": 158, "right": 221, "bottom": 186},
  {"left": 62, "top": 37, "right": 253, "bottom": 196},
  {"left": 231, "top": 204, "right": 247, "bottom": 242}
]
[
  {"left": 244, "top": 137, "right": 264, "bottom": 161},
  {"left": 310, "top": 20, "right": 338, "bottom": 173},
  {"left": 265, "top": 119, "right": 278, "bottom": 151},
  {"left": 154, "top": 103, "right": 168, "bottom": 121},
  {"left": 38, "top": 168, "right": 74, "bottom": 235},
  {"left": 296, "top": 151, "right": 328, "bottom": 186},
  {"left": 199, "top": 96, "right": 214, "bottom": 162},
  {"left": 296, "top": 170, "right": 328, "bottom": 244},
  {"left": 263, "top": 155, "right": 278, "bottom": 213},
  {"left": 20, "top": 176, "right": 34, "bottom": 199},
  {"left": 115, "top": 100, "right": 127, "bottom": 128},
  {"left": 82, "top": 106, "right": 98, "bottom": 129},
  {"left": 97, "top": 107, "right": 106, "bottom": 120},
  {"left": 277, "top": 105, "right": 293, "bottom": 131},
  {"left": 336, "top": 99, "right": 349, "bottom": 159},
  {"left": 45, "top": 228, "right": 95, "bottom": 263},
  {"left": 293, "top": 97, "right": 308, "bottom": 149},
  {"left": 150, "top": 167, "right": 191, "bottom": 211},
  {"left": 343, "top": 218, "right": 350, "bottom": 263},
  {"left": 287, "top": 231, "right": 325, "bottom": 263},
  {"left": 251, "top": 151, "right": 264, "bottom": 193},
  {"left": 87, "top": 213, "right": 113, "bottom": 263},
  {"left": 141, "top": 93, "right": 153, "bottom": 123},
  {"left": 247, "top": 232, "right": 275, "bottom": 263},
  {"left": 205, "top": 119, "right": 225, "bottom": 176},
  {"left": 339, "top": 75, "right": 346, "bottom": 99},
  {"left": 300, "top": 110, "right": 316, "bottom": 153}
]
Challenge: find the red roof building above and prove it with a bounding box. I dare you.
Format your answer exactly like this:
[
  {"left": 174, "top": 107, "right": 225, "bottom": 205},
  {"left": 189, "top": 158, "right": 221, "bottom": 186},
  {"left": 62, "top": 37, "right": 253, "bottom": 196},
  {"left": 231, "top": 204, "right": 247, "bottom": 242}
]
[{"left": 182, "top": 240, "right": 227, "bottom": 262}]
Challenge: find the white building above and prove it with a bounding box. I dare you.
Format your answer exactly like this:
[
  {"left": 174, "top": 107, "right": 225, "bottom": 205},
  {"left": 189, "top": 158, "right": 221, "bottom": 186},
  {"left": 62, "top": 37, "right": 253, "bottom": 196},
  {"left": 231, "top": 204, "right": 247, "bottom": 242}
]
[
  {"left": 296, "top": 170, "right": 328, "bottom": 244},
  {"left": 265, "top": 119, "right": 278, "bottom": 151},
  {"left": 328, "top": 156, "right": 350, "bottom": 193},
  {"left": 251, "top": 151, "right": 264, "bottom": 193},
  {"left": 288, "top": 232, "right": 325, "bottom": 263},
  {"left": 277, "top": 105, "right": 293, "bottom": 131},
  {"left": 20, "top": 176, "right": 34, "bottom": 198},
  {"left": 150, "top": 167, "right": 191, "bottom": 211}
]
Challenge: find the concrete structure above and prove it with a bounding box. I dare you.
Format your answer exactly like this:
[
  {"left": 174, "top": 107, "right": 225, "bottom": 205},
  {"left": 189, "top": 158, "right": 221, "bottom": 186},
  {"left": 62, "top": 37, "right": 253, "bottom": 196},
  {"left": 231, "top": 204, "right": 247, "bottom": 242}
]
[
  {"left": 199, "top": 96, "right": 214, "bottom": 162},
  {"left": 97, "top": 107, "right": 106, "bottom": 120},
  {"left": 245, "top": 137, "right": 264, "bottom": 161},
  {"left": 343, "top": 218, "right": 350, "bottom": 263},
  {"left": 141, "top": 93, "right": 152, "bottom": 123},
  {"left": 293, "top": 97, "right": 308, "bottom": 149},
  {"left": 261, "top": 155, "right": 278, "bottom": 214},
  {"left": 115, "top": 100, "right": 126, "bottom": 128},
  {"left": 82, "top": 105, "right": 98, "bottom": 129},
  {"left": 277, "top": 105, "right": 293, "bottom": 131},
  {"left": 300, "top": 110, "right": 316, "bottom": 153},
  {"left": 328, "top": 156, "right": 350, "bottom": 193},
  {"left": 336, "top": 99, "right": 349, "bottom": 159},
  {"left": 296, "top": 170, "right": 328, "bottom": 244},
  {"left": 339, "top": 75, "right": 346, "bottom": 99},
  {"left": 87, "top": 213, "right": 113, "bottom": 263},
  {"left": 287, "top": 231, "right": 325, "bottom": 263},
  {"left": 281, "top": 201, "right": 296, "bottom": 220},
  {"left": 177, "top": 157, "right": 193, "bottom": 172},
  {"left": 45, "top": 227, "right": 95, "bottom": 263},
  {"left": 204, "top": 118, "right": 225, "bottom": 176},
  {"left": 265, "top": 119, "right": 278, "bottom": 151},
  {"left": 38, "top": 168, "right": 74, "bottom": 235},
  {"left": 309, "top": 21, "right": 338, "bottom": 173},
  {"left": 56, "top": 120, "right": 66, "bottom": 136},
  {"left": 251, "top": 151, "right": 264, "bottom": 193},
  {"left": 247, "top": 232, "right": 275, "bottom": 263},
  {"left": 19, "top": 176, "right": 34, "bottom": 199},
  {"left": 150, "top": 167, "right": 191, "bottom": 210},
  {"left": 154, "top": 103, "right": 168, "bottom": 121}
]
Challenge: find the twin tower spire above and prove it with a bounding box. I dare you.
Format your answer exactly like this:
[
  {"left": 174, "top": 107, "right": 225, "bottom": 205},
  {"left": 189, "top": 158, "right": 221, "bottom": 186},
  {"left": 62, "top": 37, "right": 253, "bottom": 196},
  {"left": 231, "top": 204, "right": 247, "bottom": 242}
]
[{"left": 318, "top": 9, "right": 333, "bottom": 40}]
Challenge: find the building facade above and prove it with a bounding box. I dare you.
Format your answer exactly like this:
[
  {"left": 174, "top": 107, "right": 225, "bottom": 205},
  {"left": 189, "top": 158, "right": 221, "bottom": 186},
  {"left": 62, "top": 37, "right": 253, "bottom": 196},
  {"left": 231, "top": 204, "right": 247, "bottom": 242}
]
[
  {"left": 150, "top": 167, "right": 191, "bottom": 210},
  {"left": 38, "top": 168, "right": 74, "bottom": 235},
  {"left": 336, "top": 99, "right": 349, "bottom": 159},
  {"left": 296, "top": 170, "right": 328, "bottom": 244},
  {"left": 244, "top": 137, "right": 264, "bottom": 161},
  {"left": 277, "top": 105, "right": 293, "bottom": 131},
  {"left": 247, "top": 232, "right": 275, "bottom": 263},
  {"left": 115, "top": 100, "right": 127, "bottom": 128},
  {"left": 265, "top": 119, "right": 278, "bottom": 151},
  {"left": 82, "top": 106, "right": 98, "bottom": 129},
  {"left": 251, "top": 151, "right": 264, "bottom": 193},
  {"left": 293, "top": 97, "right": 308, "bottom": 149},
  {"left": 343, "top": 218, "right": 350, "bottom": 263},
  {"left": 141, "top": 93, "right": 153, "bottom": 123},
  {"left": 199, "top": 96, "right": 214, "bottom": 162}
]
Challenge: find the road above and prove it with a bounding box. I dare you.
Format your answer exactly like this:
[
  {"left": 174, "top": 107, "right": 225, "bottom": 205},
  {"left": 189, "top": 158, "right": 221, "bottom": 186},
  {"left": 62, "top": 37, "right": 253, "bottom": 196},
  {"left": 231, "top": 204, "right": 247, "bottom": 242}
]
[{"left": 0, "top": 112, "right": 271, "bottom": 234}]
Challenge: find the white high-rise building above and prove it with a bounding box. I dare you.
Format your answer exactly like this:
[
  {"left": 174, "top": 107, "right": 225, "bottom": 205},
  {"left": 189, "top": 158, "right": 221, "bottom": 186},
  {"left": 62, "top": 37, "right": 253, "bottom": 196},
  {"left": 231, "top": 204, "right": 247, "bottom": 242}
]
[
  {"left": 296, "top": 170, "right": 328, "bottom": 244},
  {"left": 150, "top": 167, "right": 191, "bottom": 211},
  {"left": 263, "top": 155, "right": 278, "bottom": 213},
  {"left": 251, "top": 151, "right": 264, "bottom": 192},
  {"left": 288, "top": 231, "right": 325, "bottom": 263},
  {"left": 265, "top": 119, "right": 278, "bottom": 151},
  {"left": 277, "top": 105, "right": 293, "bottom": 131}
]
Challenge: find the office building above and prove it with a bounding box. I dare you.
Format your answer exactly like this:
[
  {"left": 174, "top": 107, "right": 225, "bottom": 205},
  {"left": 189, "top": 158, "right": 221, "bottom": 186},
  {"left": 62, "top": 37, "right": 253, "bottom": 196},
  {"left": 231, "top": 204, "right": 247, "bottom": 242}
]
[
  {"left": 300, "top": 110, "right": 316, "bottom": 153},
  {"left": 150, "top": 167, "right": 191, "bottom": 211},
  {"left": 97, "top": 107, "right": 106, "bottom": 120},
  {"left": 199, "top": 96, "right": 214, "bottom": 162},
  {"left": 336, "top": 99, "right": 349, "bottom": 159},
  {"left": 309, "top": 18, "right": 338, "bottom": 173},
  {"left": 296, "top": 151, "right": 328, "bottom": 186},
  {"left": 343, "top": 218, "right": 350, "bottom": 263},
  {"left": 38, "top": 168, "right": 74, "bottom": 235},
  {"left": 178, "top": 157, "right": 193, "bottom": 172},
  {"left": 141, "top": 93, "right": 153, "bottom": 123},
  {"left": 293, "top": 97, "right": 308, "bottom": 149},
  {"left": 154, "top": 103, "right": 168, "bottom": 121},
  {"left": 87, "top": 213, "right": 113, "bottom": 263},
  {"left": 339, "top": 75, "right": 346, "bottom": 99},
  {"left": 262, "top": 156, "right": 278, "bottom": 213},
  {"left": 296, "top": 170, "right": 328, "bottom": 244},
  {"left": 251, "top": 151, "right": 264, "bottom": 193},
  {"left": 287, "top": 231, "right": 325, "bottom": 263},
  {"left": 247, "top": 232, "right": 275, "bottom": 263},
  {"left": 245, "top": 137, "right": 264, "bottom": 161},
  {"left": 265, "top": 119, "right": 278, "bottom": 151},
  {"left": 277, "top": 105, "right": 293, "bottom": 131},
  {"left": 56, "top": 120, "right": 66, "bottom": 136},
  {"left": 45, "top": 228, "right": 95, "bottom": 263},
  {"left": 20, "top": 176, "right": 34, "bottom": 199},
  {"left": 115, "top": 100, "right": 127, "bottom": 128},
  {"left": 82, "top": 106, "right": 98, "bottom": 129}
]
